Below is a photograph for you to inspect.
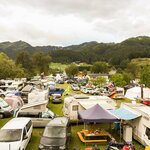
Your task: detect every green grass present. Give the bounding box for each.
[49,63,68,71]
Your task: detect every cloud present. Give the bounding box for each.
[0,0,150,46]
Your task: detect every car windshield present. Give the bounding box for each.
[43,127,66,138]
[0,129,22,142]
[42,110,55,118]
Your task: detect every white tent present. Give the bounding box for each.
[125,87,150,100]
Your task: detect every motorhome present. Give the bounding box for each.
[121,102,150,146]
[63,94,116,121]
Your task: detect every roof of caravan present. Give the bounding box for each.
[64,94,116,109]
[79,101,115,110]
[122,103,150,117]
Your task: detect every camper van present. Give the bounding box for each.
[121,103,150,146]
[63,94,116,122]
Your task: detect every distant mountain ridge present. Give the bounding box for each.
[1,36,150,67]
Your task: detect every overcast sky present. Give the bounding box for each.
[0,0,150,46]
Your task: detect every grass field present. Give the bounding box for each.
[0,83,145,150]
[49,63,68,71]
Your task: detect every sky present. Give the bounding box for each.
[0,0,150,46]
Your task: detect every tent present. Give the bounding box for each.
[125,87,150,100]
[78,104,119,123]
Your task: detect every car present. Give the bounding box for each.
[15,109,55,127]
[52,93,62,103]
[39,116,71,150]
[0,89,6,97]
[0,117,33,150]
[0,98,13,113]
[82,87,93,94]
[0,109,12,119]
[71,84,80,91]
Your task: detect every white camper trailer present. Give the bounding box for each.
[63,94,116,121]
[121,103,150,146]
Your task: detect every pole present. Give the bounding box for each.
[120,121,122,142]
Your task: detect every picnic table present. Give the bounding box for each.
[77,129,111,143]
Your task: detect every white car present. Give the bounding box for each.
[0,117,33,150]
[71,84,80,91]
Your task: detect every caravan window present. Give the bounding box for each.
[146,127,150,139]
[72,105,78,111]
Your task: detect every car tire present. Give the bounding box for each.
[0,114,4,119]
[1,94,5,97]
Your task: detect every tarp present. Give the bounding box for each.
[78,104,119,123]
[109,108,141,120]
[125,87,150,100]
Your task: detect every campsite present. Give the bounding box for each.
[0,75,148,150]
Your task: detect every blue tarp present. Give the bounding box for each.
[109,108,141,120]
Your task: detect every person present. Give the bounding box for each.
[105,138,117,150]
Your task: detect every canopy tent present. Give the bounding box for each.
[78,104,119,123]
[109,108,141,120]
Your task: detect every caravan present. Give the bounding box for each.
[63,94,116,122]
[121,103,150,146]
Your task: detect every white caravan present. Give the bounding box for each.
[121,102,150,146]
[63,94,116,121]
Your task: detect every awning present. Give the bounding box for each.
[79,101,115,110]
[109,108,141,120]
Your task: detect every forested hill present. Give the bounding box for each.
[1,36,150,67]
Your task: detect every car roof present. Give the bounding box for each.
[47,117,69,127]
[2,117,31,129]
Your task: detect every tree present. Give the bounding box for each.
[123,72,133,85]
[111,73,126,87]
[65,64,78,78]
[91,61,109,73]
[0,53,25,79]
[140,66,150,87]
[126,63,140,78]
[95,76,107,87]
[33,52,51,75]
[16,51,34,76]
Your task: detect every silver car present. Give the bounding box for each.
[15,109,55,127]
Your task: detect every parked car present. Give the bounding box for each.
[49,87,65,96]
[71,84,80,91]
[52,93,62,103]
[82,87,93,94]
[39,116,71,150]
[0,109,12,119]
[0,98,13,113]
[0,117,33,150]
[15,109,55,127]
[0,89,6,97]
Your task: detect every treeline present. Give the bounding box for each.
[1,36,150,69]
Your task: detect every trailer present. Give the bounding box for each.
[121,102,150,146]
[63,94,116,122]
